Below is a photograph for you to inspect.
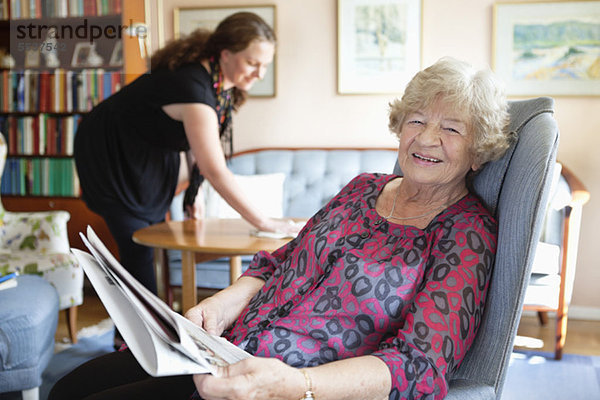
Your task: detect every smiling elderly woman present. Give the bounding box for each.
[49,57,512,400]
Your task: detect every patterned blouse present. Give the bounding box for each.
[224,173,497,399]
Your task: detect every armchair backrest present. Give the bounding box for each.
[394,97,559,399]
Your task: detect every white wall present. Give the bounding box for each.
[151,0,600,313]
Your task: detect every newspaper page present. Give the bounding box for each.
[72,226,251,377]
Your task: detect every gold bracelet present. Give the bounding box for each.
[299,369,315,400]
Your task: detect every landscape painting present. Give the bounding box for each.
[494,1,600,96]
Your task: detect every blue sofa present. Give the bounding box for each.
[165,148,398,293]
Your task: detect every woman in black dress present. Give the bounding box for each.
[74,12,298,294]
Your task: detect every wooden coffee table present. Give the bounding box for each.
[133,218,297,313]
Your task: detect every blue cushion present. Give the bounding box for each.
[0,275,59,392]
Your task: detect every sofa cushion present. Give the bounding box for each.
[203,173,285,218]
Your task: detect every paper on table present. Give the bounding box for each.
[249,230,298,239]
[249,221,305,239]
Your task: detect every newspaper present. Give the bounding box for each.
[72,226,251,377]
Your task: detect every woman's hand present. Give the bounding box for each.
[185,296,230,336]
[193,357,305,400]
[185,188,205,220]
[185,276,265,336]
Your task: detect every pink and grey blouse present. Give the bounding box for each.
[224,173,497,399]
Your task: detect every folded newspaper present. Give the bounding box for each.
[72,226,251,377]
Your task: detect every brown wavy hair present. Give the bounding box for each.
[150,12,276,109]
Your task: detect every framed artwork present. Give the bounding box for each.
[174,5,277,97]
[337,0,422,95]
[494,1,600,97]
[71,43,94,67]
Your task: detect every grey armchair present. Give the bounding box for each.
[395,97,559,399]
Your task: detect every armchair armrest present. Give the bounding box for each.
[560,164,590,207]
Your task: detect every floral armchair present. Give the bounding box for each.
[0,133,83,343]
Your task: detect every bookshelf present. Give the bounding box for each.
[0,0,148,256]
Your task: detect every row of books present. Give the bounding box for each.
[0,69,122,113]
[1,157,80,196]
[2,0,122,19]
[1,114,81,155]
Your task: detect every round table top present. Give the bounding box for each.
[132,218,297,255]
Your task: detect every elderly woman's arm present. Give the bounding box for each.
[185,182,342,333]
[194,355,391,400]
[185,215,319,334]
[185,276,265,335]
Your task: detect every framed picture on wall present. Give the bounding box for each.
[494,1,600,97]
[337,0,422,95]
[174,5,277,97]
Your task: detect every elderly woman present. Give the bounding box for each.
[49,57,511,400]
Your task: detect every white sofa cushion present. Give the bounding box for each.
[203,173,285,219]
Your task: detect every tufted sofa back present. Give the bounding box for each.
[226,148,398,217]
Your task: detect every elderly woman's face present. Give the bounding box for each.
[397,98,478,191]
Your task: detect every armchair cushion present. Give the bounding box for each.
[0,252,82,309]
[530,242,560,275]
[0,210,83,310]
[0,210,71,254]
[0,275,59,393]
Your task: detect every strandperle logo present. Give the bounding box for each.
[13,18,147,44]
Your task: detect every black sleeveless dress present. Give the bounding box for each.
[74,64,217,221]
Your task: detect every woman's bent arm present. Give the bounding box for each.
[194,355,391,400]
[185,276,265,335]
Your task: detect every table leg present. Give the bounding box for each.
[229,256,242,285]
[153,248,166,301]
[181,250,197,314]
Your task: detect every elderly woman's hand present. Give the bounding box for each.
[185,276,266,336]
[185,296,229,336]
[193,357,304,400]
